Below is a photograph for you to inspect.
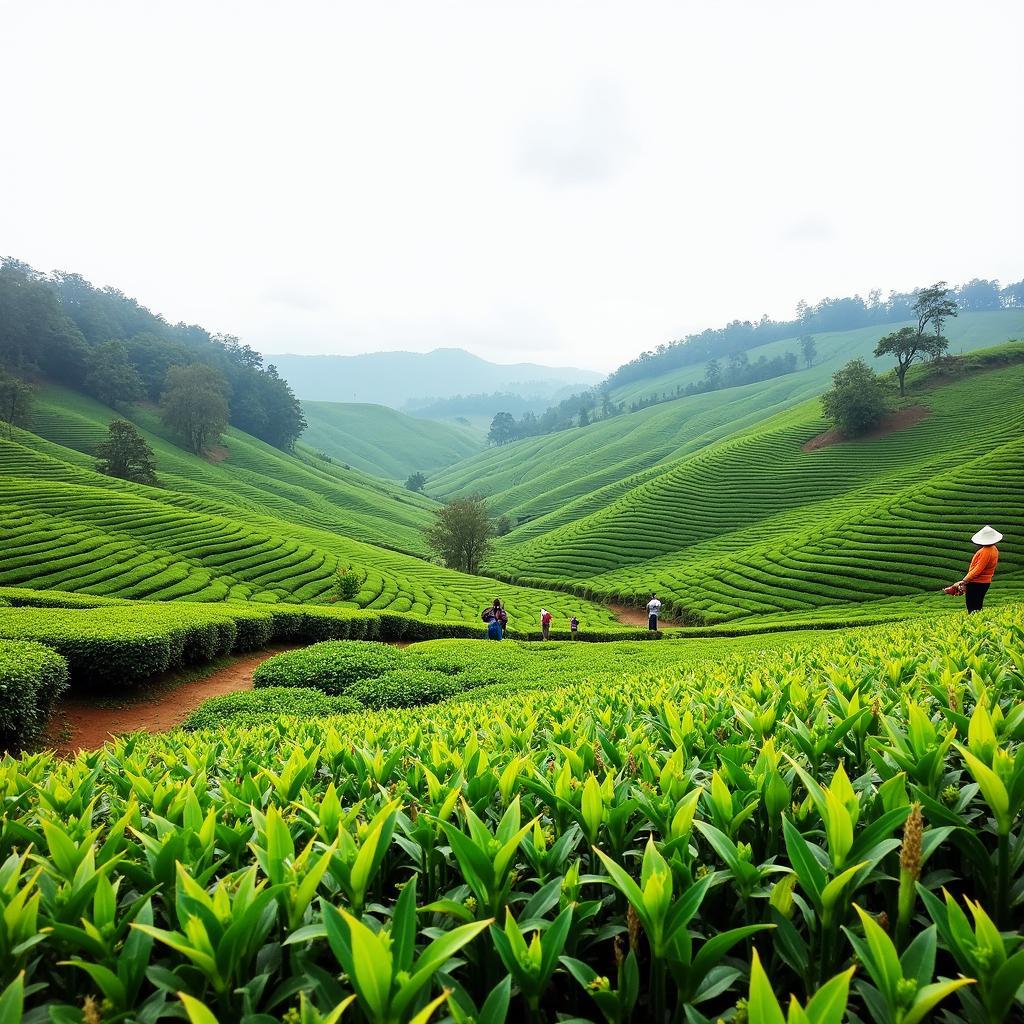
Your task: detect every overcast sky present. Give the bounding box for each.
[2,1,1021,372]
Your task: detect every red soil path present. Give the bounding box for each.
[47,645,298,755]
[47,639,417,754]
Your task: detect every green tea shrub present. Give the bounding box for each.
[347,668,459,709]
[0,639,69,750]
[253,640,403,695]
[182,686,359,730]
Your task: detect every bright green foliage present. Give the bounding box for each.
[254,641,404,694]
[2,606,1023,1020]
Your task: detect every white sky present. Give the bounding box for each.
[1,1,1021,373]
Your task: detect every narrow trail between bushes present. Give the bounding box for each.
[47,639,415,754]
[606,603,653,628]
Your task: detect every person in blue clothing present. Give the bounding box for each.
[483,598,507,640]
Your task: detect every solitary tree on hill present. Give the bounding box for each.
[874,326,948,396]
[488,411,516,446]
[0,371,33,438]
[161,363,229,454]
[94,419,158,485]
[914,281,958,340]
[704,358,722,389]
[821,359,890,436]
[800,334,817,369]
[405,471,427,492]
[423,495,493,574]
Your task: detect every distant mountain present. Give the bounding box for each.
[267,348,602,406]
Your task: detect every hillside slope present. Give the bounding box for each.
[486,357,1024,621]
[1,387,618,626]
[431,309,1024,533]
[300,401,483,479]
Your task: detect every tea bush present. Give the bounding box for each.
[0,639,69,750]
[182,686,360,730]
[253,640,404,694]
[5,605,1023,1021]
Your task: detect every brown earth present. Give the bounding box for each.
[606,602,655,628]
[205,444,230,463]
[46,638,419,754]
[802,405,930,452]
[46,645,300,755]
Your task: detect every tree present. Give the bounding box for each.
[600,390,612,418]
[913,281,958,341]
[487,411,516,446]
[0,371,33,437]
[161,363,229,454]
[799,334,817,369]
[821,359,890,436]
[332,565,361,601]
[84,341,145,408]
[494,514,513,537]
[704,358,722,389]
[578,407,590,427]
[423,495,493,574]
[873,325,948,396]
[405,472,427,492]
[94,418,157,485]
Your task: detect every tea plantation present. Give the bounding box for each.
[484,353,1024,622]
[3,606,1024,1021]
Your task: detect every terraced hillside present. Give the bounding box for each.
[430,310,1024,531]
[487,355,1024,621]
[0,387,619,626]
[300,400,483,479]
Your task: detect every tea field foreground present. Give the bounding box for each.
[3,605,1023,1022]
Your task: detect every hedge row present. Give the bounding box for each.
[0,639,69,751]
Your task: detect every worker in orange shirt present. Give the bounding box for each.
[947,525,1001,613]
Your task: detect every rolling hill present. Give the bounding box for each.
[300,401,483,479]
[430,309,1024,534]
[484,347,1024,621]
[0,385,619,627]
[268,347,601,405]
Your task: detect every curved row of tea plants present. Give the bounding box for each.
[488,362,1024,621]
[3,606,1023,1022]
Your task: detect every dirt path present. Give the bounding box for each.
[47,638,419,754]
[606,602,654,628]
[47,645,300,755]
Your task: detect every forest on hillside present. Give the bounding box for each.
[606,276,1024,388]
[0,259,305,451]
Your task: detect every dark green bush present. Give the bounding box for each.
[182,686,360,730]
[253,640,403,695]
[0,639,70,751]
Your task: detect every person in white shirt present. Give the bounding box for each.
[646,595,662,631]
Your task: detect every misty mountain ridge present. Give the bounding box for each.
[267,347,602,407]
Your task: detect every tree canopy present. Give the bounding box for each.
[161,364,230,455]
[423,495,494,574]
[821,359,890,436]
[874,326,949,396]
[94,419,158,485]
[0,258,306,451]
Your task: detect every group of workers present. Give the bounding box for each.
[480,525,1003,641]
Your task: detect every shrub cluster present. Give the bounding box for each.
[181,686,359,730]
[253,641,403,695]
[0,639,69,751]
